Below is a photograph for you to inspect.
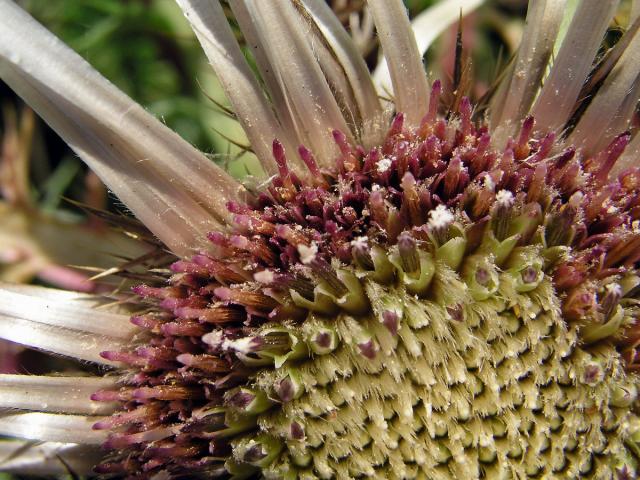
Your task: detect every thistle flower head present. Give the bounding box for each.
[1,0,640,479]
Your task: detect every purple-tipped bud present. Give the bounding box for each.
[207,231,229,247]
[243,444,268,463]
[308,327,338,355]
[475,268,490,286]
[272,140,289,177]
[229,234,249,250]
[332,129,351,155]
[521,266,538,284]
[315,332,331,348]
[226,390,255,409]
[91,389,127,402]
[277,378,295,403]
[583,362,604,385]
[130,315,160,330]
[275,372,303,403]
[447,305,464,322]
[397,232,419,274]
[421,80,442,128]
[132,284,182,300]
[298,145,323,180]
[388,113,404,137]
[290,421,305,440]
[100,350,143,367]
[597,132,631,184]
[234,435,283,467]
[382,310,400,335]
[516,116,535,157]
[357,339,378,360]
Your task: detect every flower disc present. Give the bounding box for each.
[97,104,640,479]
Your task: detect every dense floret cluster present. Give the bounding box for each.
[95,87,640,478]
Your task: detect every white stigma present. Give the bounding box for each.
[428,205,454,230]
[350,236,368,249]
[223,337,255,354]
[201,330,223,348]
[377,157,393,173]
[253,270,275,283]
[297,242,318,265]
[495,189,514,207]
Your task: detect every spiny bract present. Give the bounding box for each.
[93,86,640,479]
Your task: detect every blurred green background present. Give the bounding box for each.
[16,0,254,182]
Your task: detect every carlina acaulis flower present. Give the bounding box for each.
[1,0,640,479]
